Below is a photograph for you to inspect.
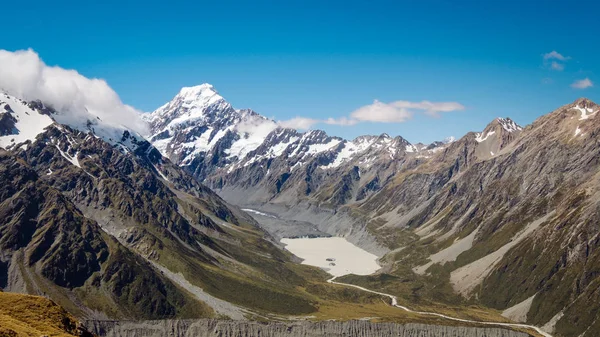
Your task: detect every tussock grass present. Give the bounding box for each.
[0,292,89,337]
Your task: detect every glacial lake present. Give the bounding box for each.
[280,237,381,277]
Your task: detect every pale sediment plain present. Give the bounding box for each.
[281,236,552,337]
[280,237,381,277]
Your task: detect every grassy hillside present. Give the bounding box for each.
[0,291,94,337]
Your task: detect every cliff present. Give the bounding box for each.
[86,319,532,337]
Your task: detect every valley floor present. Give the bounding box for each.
[327,277,551,337]
[279,236,549,337]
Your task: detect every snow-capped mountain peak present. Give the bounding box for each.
[147,83,234,134]
[476,117,523,143]
[173,84,228,112]
[496,117,522,133]
[0,91,146,153]
[0,93,54,150]
[443,136,456,144]
[145,84,470,182]
[178,83,220,100]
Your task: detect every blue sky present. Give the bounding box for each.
[1,0,598,143]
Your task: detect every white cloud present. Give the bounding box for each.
[543,51,570,61]
[550,61,564,71]
[0,49,148,135]
[350,100,413,123]
[277,116,360,131]
[277,99,464,131]
[236,117,277,134]
[571,78,593,89]
[278,117,320,130]
[324,117,358,126]
[543,51,570,71]
[351,100,465,121]
[396,100,465,117]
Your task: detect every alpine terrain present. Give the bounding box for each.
[0,87,538,337]
[1,81,598,337]
[143,84,600,337]
[0,91,345,322]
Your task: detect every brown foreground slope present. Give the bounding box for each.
[0,291,94,337]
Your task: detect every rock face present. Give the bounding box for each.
[86,319,531,337]
[0,149,202,320]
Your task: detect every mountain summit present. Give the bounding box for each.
[145,84,232,131]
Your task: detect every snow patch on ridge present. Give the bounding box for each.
[270,136,299,157]
[227,118,278,159]
[0,95,53,149]
[55,146,81,168]
[180,127,230,164]
[0,92,146,154]
[405,144,417,153]
[475,130,495,143]
[574,105,598,120]
[324,138,377,169]
[497,117,522,132]
[242,208,277,219]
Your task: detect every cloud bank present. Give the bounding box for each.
[0,49,147,135]
[278,99,464,130]
[543,50,570,71]
[543,51,570,61]
[278,117,320,130]
[550,61,564,71]
[571,78,593,89]
[350,100,412,123]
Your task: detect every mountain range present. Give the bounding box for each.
[1,83,600,337]
[0,91,325,321]
[144,85,600,337]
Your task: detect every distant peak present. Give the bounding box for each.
[304,129,328,139]
[573,97,597,108]
[178,83,219,98]
[495,117,522,132]
[574,97,591,104]
[481,117,522,133]
[166,83,227,109]
[443,136,456,144]
[392,135,410,143]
